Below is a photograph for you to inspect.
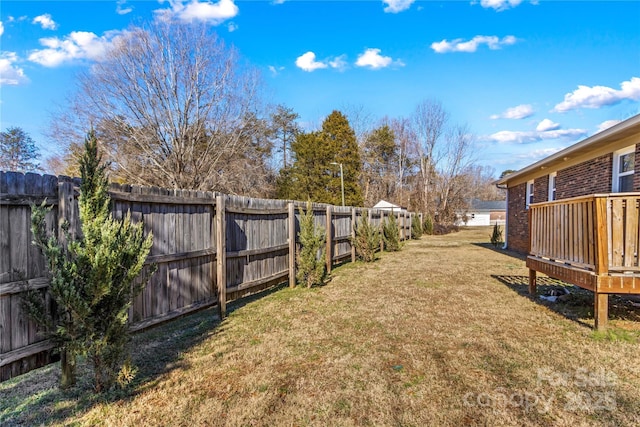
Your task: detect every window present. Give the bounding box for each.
[548,172,557,201]
[526,180,534,209]
[613,147,635,192]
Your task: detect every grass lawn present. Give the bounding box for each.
[2,226,639,426]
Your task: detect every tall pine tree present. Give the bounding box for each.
[0,127,40,172]
[278,110,363,206]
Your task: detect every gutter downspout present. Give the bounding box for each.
[497,183,508,249]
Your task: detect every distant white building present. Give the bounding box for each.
[458,199,506,226]
[373,200,406,213]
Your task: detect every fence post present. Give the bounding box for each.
[57,179,77,247]
[288,202,296,288]
[351,208,356,262]
[216,195,227,318]
[326,205,332,274]
[408,213,412,240]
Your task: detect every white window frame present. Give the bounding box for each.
[612,146,635,193]
[548,172,557,201]
[526,180,534,209]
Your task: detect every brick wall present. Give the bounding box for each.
[507,183,528,253]
[533,175,549,203]
[507,145,640,254]
[555,154,613,200]
[634,144,640,190]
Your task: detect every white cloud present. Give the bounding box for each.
[156,0,239,25]
[356,48,391,69]
[32,14,57,30]
[478,0,523,12]
[329,55,348,71]
[597,120,622,133]
[0,21,4,37]
[536,118,560,132]
[490,104,534,120]
[488,128,586,144]
[0,52,28,85]
[295,51,327,72]
[268,65,284,76]
[28,30,125,67]
[227,22,238,32]
[516,147,564,162]
[272,0,286,4]
[355,48,403,70]
[553,77,640,113]
[116,0,133,15]
[431,35,517,53]
[383,0,415,13]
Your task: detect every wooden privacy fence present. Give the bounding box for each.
[0,171,415,381]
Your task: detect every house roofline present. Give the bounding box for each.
[495,114,640,186]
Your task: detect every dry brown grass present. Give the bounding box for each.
[2,227,639,426]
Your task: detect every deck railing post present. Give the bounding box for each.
[593,196,610,329]
[594,197,609,275]
[594,293,608,330]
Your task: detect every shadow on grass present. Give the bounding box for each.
[0,282,289,426]
[493,275,640,328]
[472,242,527,262]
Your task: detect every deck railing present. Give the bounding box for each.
[529,193,640,274]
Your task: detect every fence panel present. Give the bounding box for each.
[0,172,59,380]
[1,172,420,381]
[109,185,218,330]
[225,195,289,301]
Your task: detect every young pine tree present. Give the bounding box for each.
[411,215,423,239]
[490,222,504,248]
[296,202,326,288]
[423,214,434,235]
[351,212,380,262]
[25,130,154,392]
[383,212,401,252]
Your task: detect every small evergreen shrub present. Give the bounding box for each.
[383,213,401,252]
[351,211,380,262]
[490,222,504,248]
[24,130,154,392]
[423,214,434,235]
[411,215,423,239]
[296,202,326,288]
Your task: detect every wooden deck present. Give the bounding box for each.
[527,193,640,329]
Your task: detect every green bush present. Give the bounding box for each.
[383,212,401,252]
[24,130,154,392]
[490,222,504,248]
[411,215,423,239]
[296,202,327,288]
[423,214,434,235]
[351,211,380,262]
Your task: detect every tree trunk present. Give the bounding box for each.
[60,347,76,389]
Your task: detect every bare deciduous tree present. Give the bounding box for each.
[412,99,449,214]
[435,124,475,222]
[50,21,266,193]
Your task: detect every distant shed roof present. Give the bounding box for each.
[373,200,404,210]
[469,199,506,211]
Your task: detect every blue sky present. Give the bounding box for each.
[1,0,639,176]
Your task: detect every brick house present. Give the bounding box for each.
[495,114,640,254]
[495,114,640,329]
